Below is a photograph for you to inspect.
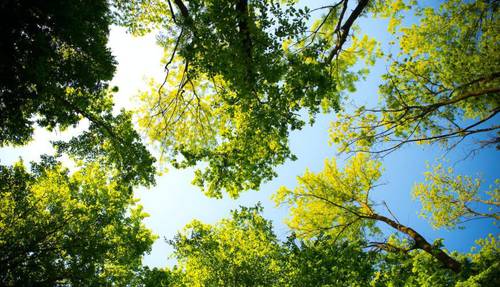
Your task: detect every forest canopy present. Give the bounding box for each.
[0,0,498,286]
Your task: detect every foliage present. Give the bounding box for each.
[114,0,380,197]
[371,234,500,287]
[130,266,176,287]
[0,0,115,146]
[168,205,499,286]
[0,0,156,186]
[170,205,383,287]
[275,153,462,273]
[128,0,499,284]
[170,204,283,286]
[413,163,499,229]
[2,0,499,285]
[54,107,157,187]
[283,235,378,287]
[456,234,500,287]
[330,0,500,155]
[0,0,158,284]
[371,247,459,287]
[0,158,156,286]
[274,153,381,240]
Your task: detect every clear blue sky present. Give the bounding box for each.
[0,0,498,269]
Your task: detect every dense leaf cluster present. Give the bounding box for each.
[165,205,500,287]
[0,0,115,145]
[0,159,155,285]
[122,0,375,197]
[331,0,500,154]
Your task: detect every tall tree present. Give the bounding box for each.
[166,204,499,286]
[274,153,463,273]
[114,0,380,197]
[0,0,115,145]
[0,158,156,286]
[0,0,156,186]
[282,234,378,286]
[169,204,383,286]
[371,234,500,287]
[413,163,499,229]
[130,266,176,287]
[170,205,284,286]
[330,0,500,155]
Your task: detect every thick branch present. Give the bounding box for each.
[58,97,120,144]
[366,86,500,113]
[367,241,413,253]
[370,213,462,273]
[173,0,189,19]
[327,0,370,63]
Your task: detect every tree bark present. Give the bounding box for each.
[370,213,462,273]
[327,0,370,63]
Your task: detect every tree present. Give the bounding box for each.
[113,0,381,197]
[370,234,500,287]
[413,163,499,229]
[0,0,115,145]
[130,266,176,287]
[3,0,498,285]
[274,153,462,273]
[282,234,378,286]
[330,0,500,155]
[166,204,498,286]
[0,0,157,186]
[272,0,500,283]
[129,1,498,285]
[169,204,385,286]
[456,234,500,287]
[53,107,157,187]
[169,204,284,286]
[274,150,500,285]
[0,158,156,286]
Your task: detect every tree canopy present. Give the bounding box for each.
[115,0,382,197]
[170,205,283,286]
[1,0,498,286]
[0,0,156,186]
[330,0,500,155]
[0,0,157,284]
[0,0,115,145]
[168,205,380,286]
[275,153,465,272]
[413,163,499,229]
[165,205,500,286]
[0,158,156,285]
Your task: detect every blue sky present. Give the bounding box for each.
[0,0,498,269]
